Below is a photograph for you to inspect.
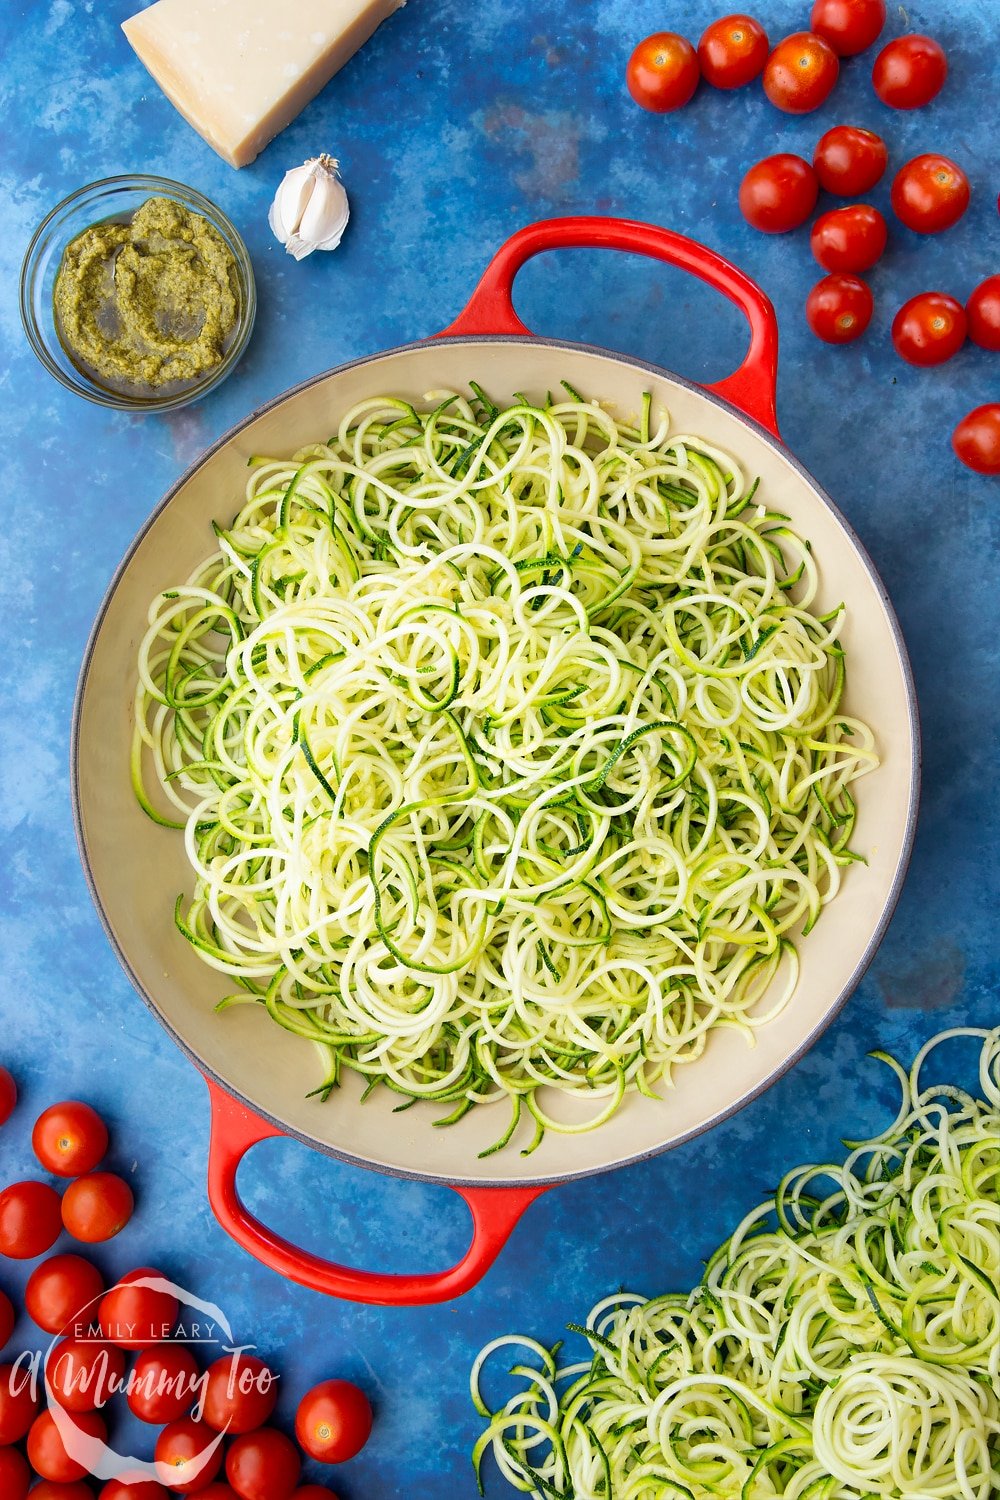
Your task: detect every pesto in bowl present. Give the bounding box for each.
[21,175,255,412]
[53,196,240,397]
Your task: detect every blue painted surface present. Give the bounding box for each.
[0,0,997,1494]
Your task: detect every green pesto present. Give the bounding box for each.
[53,196,239,392]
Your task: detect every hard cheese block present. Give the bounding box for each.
[122,0,405,168]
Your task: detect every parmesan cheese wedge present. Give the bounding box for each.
[122,0,405,169]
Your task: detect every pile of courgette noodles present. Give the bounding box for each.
[133,383,877,1153]
[472,1027,1000,1499]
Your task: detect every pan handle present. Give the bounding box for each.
[203,1077,549,1305]
[436,216,780,437]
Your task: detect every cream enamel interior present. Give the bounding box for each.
[73,338,918,1186]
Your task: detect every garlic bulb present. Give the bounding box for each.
[268,155,350,261]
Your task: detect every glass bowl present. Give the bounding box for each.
[20,175,256,412]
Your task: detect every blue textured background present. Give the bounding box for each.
[1,0,997,1494]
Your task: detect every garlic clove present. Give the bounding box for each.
[273,173,313,241]
[269,154,350,260]
[300,183,347,246]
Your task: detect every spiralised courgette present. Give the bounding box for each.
[472,1027,1000,1498]
[133,386,877,1151]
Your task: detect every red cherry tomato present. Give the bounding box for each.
[739,154,818,233]
[0,1069,15,1127]
[891,154,969,234]
[226,1429,301,1500]
[0,1181,62,1259]
[61,1172,133,1244]
[806,274,873,344]
[30,1484,96,1500]
[967,276,1000,351]
[201,1353,278,1434]
[813,124,887,194]
[32,1102,109,1179]
[46,1335,127,1411]
[810,0,885,56]
[26,1254,105,1336]
[626,32,699,112]
[810,204,887,272]
[191,1488,240,1498]
[128,1344,201,1424]
[763,32,839,113]
[872,34,947,108]
[0,1446,30,1500]
[697,14,769,89]
[155,1416,224,1495]
[27,1407,107,1483]
[100,1480,171,1499]
[292,1491,340,1500]
[892,292,966,366]
[294,1380,373,1464]
[953,405,1000,474]
[0,1290,14,1349]
[0,1360,41,1442]
[99,1268,178,1351]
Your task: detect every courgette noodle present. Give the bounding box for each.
[471,1027,1000,1498]
[133,385,878,1151]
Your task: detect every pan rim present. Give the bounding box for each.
[70,332,921,1189]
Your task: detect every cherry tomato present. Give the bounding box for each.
[295,1380,372,1464]
[891,154,969,234]
[739,154,818,233]
[99,1269,178,1351]
[626,33,699,112]
[128,1344,201,1424]
[0,1360,40,1442]
[892,292,966,366]
[872,34,947,108]
[155,1417,224,1495]
[191,1488,240,1498]
[763,32,839,114]
[292,1491,340,1500]
[810,204,887,273]
[100,1480,170,1499]
[0,1446,30,1500]
[26,1254,105,1336]
[967,277,1000,351]
[953,405,1000,475]
[32,1102,109,1179]
[201,1353,278,1434]
[0,1069,15,1127]
[30,1484,96,1500]
[813,124,887,194]
[0,1290,14,1349]
[0,1181,62,1260]
[27,1407,107,1482]
[697,14,768,89]
[61,1172,133,1244]
[810,0,885,56]
[806,274,873,344]
[46,1335,127,1412]
[226,1429,301,1500]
